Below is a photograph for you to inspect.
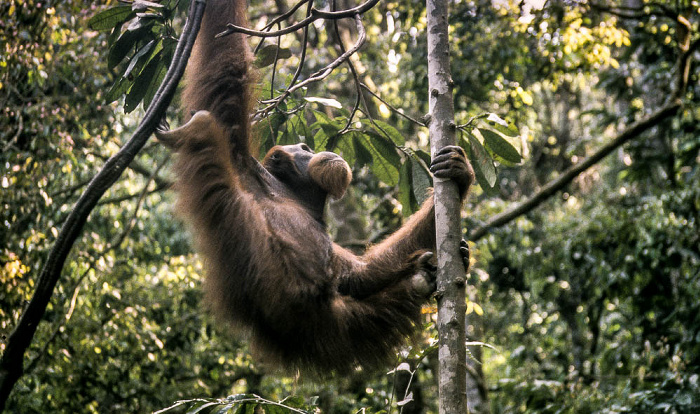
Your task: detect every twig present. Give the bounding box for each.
[283,0,315,99]
[257,14,366,115]
[360,83,427,127]
[110,154,170,248]
[331,0,367,134]
[216,0,380,39]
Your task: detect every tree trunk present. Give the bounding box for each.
[425,0,468,413]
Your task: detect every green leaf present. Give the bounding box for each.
[255,112,287,156]
[304,96,342,109]
[143,39,175,108]
[104,76,132,104]
[141,58,168,109]
[88,6,135,31]
[353,134,373,167]
[369,119,406,145]
[108,26,151,69]
[465,132,497,188]
[414,149,432,168]
[278,395,306,409]
[126,14,157,32]
[484,113,519,137]
[311,111,343,151]
[107,22,154,70]
[212,404,234,414]
[398,160,414,216]
[367,131,401,166]
[362,132,400,186]
[133,0,165,11]
[254,44,293,68]
[410,155,432,205]
[124,50,162,113]
[335,132,356,167]
[478,128,522,164]
[186,401,221,414]
[288,111,313,149]
[123,39,156,79]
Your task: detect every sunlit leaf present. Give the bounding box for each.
[485,113,519,137]
[88,5,135,31]
[304,96,342,109]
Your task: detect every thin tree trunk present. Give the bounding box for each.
[426,0,468,412]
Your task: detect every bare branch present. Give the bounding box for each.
[468,99,681,242]
[332,0,365,135]
[360,84,427,127]
[217,0,380,38]
[257,14,366,116]
[283,0,315,100]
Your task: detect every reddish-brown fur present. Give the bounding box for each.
[157,0,474,374]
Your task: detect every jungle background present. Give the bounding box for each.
[1,0,699,412]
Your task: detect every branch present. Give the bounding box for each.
[0,1,206,410]
[468,99,681,242]
[110,156,169,249]
[257,14,366,115]
[216,0,379,38]
[468,6,698,243]
[360,83,427,127]
[332,0,366,135]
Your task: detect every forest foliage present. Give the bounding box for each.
[1,0,699,413]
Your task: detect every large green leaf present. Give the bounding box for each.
[107,25,151,69]
[143,38,175,109]
[123,38,156,79]
[352,134,374,167]
[478,127,522,164]
[88,5,135,31]
[464,132,497,189]
[484,113,519,137]
[411,154,432,205]
[311,110,343,151]
[104,76,131,104]
[255,112,287,156]
[354,132,400,186]
[369,119,406,145]
[124,50,163,113]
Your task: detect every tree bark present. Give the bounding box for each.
[0,2,206,411]
[426,0,468,413]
